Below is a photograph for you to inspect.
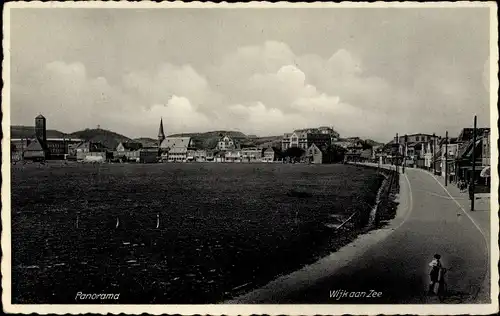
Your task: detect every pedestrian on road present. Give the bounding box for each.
[428,254,442,295]
[468,180,478,201]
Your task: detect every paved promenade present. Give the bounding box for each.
[229,164,491,304]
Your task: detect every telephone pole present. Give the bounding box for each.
[471,115,477,211]
[402,134,407,174]
[432,133,436,174]
[445,131,448,186]
[395,133,399,173]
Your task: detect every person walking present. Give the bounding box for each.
[428,254,442,295]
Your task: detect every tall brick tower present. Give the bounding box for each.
[35,114,47,143]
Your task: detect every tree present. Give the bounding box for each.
[271,146,283,160]
[324,145,346,163]
[361,140,373,150]
[284,147,305,162]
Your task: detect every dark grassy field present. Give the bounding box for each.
[11,162,383,304]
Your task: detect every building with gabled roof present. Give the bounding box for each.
[116,141,143,152]
[216,134,237,151]
[23,137,48,161]
[282,131,331,151]
[12,114,83,161]
[160,136,194,162]
[160,137,192,150]
[306,143,325,164]
[262,147,276,162]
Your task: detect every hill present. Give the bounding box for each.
[11,125,66,139]
[133,137,158,148]
[168,131,248,150]
[252,136,282,148]
[364,139,384,147]
[169,130,247,139]
[69,128,131,149]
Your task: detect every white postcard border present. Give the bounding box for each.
[2,1,498,315]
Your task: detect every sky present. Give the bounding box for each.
[8,7,492,141]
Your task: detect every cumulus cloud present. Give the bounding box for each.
[10,38,489,141]
[482,57,490,92]
[9,9,491,142]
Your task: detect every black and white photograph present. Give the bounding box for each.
[1,1,498,315]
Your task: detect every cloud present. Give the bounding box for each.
[12,61,124,131]
[123,64,219,110]
[482,57,490,92]
[10,38,489,141]
[10,44,399,140]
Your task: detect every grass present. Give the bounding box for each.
[11,162,383,304]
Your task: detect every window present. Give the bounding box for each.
[416,136,419,141]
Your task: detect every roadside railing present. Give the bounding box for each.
[332,165,399,232]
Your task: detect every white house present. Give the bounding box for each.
[241,147,262,162]
[225,149,242,162]
[217,135,236,151]
[194,149,207,162]
[262,148,275,162]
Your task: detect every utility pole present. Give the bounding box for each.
[402,134,407,174]
[445,131,448,186]
[21,136,24,162]
[395,133,399,173]
[471,115,477,211]
[433,133,436,174]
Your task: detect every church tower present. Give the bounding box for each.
[35,114,47,143]
[158,118,165,147]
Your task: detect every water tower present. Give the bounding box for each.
[35,114,47,143]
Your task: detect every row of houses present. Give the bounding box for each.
[11,116,372,165]
[280,127,377,164]
[281,126,339,150]
[114,139,278,163]
[374,129,491,188]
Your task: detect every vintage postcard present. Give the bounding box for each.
[2,1,498,315]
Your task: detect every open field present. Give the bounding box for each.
[11,162,384,304]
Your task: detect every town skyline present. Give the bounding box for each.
[10,111,485,145]
[9,7,491,141]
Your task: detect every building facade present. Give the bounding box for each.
[455,127,490,185]
[217,135,236,151]
[160,137,194,162]
[116,141,143,152]
[194,150,207,162]
[482,129,491,167]
[225,149,242,162]
[75,141,108,161]
[439,142,460,180]
[262,148,275,162]
[241,147,262,162]
[395,133,436,144]
[307,143,324,164]
[282,132,331,151]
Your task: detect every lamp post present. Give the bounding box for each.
[402,134,407,174]
[395,133,399,173]
[471,115,477,211]
[445,131,448,186]
[433,133,436,175]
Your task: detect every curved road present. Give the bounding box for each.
[234,166,490,304]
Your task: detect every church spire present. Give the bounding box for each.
[158,118,165,143]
